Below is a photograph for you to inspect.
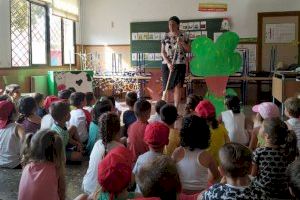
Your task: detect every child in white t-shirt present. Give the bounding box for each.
[221,95,249,145]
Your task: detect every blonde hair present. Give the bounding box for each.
[21,129,66,200]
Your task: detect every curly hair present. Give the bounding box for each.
[99,112,120,154]
[180,115,210,151]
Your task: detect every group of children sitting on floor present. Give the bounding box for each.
[0,83,300,200]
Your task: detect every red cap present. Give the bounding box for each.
[144,122,169,149]
[195,100,216,118]
[44,96,61,110]
[0,100,14,129]
[98,147,133,195]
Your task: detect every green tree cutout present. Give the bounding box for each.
[190,32,242,116]
[190,31,242,77]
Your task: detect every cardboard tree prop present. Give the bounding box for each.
[190,32,241,115]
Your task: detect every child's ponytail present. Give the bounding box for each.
[21,133,34,166]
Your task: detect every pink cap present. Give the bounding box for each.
[252,102,280,119]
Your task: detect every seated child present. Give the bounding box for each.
[82,112,124,195]
[133,122,170,192]
[40,96,61,129]
[17,96,41,134]
[184,94,202,116]
[202,143,268,200]
[33,93,47,118]
[3,84,21,105]
[136,155,182,200]
[50,101,83,162]
[0,100,24,168]
[69,92,90,143]
[84,92,96,114]
[121,91,137,137]
[284,97,300,150]
[160,104,180,156]
[127,99,151,162]
[68,87,76,93]
[18,129,66,200]
[58,89,72,101]
[287,159,300,199]
[195,100,230,164]
[221,95,249,145]
[86,99,112,154]
[148,100,166,123]
[173,115,220,194]
[251,118,297,199]
[94,146,140,199]
[248,102,280,150]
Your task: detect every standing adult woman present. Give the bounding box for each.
[161,16,190,108]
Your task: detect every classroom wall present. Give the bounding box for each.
[80,0,300,45]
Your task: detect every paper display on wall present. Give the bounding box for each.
[265,23,296,43]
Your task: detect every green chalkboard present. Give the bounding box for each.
[130,18,227,68]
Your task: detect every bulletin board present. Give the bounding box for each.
[257,11,300,72]
[130,18,227,68]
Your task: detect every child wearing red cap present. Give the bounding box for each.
[195,100,229,165]
[172,115,220,194]
[133,122,170,192]
[127,99,151,162]
[0,100,25,168]
[95,146,140,200]
[83,112,125,195]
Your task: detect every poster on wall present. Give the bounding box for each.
[198,3,227,12]
[265,23,296,43]
[53,71,93,93]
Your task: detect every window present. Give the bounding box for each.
[10,0,75,67]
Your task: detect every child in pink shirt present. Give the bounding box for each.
[18,129,66,200]
[127,99,151,162]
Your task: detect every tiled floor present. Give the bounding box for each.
[0,161,89,200]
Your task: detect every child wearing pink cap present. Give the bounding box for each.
[133,121,170,192]
[0,100,25,168]
[195,100,230,165]
[173,115,220,194]
[248,102,280,150]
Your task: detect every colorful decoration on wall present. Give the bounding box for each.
[190,31,242,116]
[198,3,228,12]
[48,71,93,95]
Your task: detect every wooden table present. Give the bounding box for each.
[272,72,300,115]
[185,75,273,104]
[93,75,151,97]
